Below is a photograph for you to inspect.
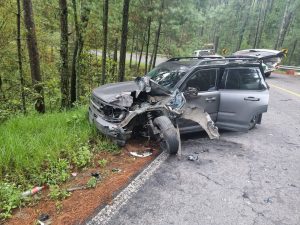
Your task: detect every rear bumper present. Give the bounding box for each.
[88,106,131,146]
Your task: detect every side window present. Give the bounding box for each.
[185,69,218,92]
[221,68,265,90]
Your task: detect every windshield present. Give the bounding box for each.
[146,61,194,90]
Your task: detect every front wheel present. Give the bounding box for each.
[153,116,179,154]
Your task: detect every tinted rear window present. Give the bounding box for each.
[220,67,266,90]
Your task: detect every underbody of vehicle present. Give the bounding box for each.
[89,58,269,154]
[231,49,284,77]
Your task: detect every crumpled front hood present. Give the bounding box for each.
[92,77,171,108]
[92,81,139,105]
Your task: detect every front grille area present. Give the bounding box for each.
[91,95,126,123]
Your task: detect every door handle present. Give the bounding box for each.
[205,97,216,102]
[244,97,260,101]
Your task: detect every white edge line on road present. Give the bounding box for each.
[269,84,300,98]
[86,151,168,225]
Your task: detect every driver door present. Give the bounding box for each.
[178,68,220,133]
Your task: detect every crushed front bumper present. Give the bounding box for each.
[88,105,131,146]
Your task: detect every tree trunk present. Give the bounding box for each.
[129,34,135,68]
[112,38,118,77]
[214,35,219,54]
[253,4,263,48]
[0,75,5,100]
[22,0,45,113]
[70,0,91,105]
[236,7,250,51]
[101,0,109,85]
[118,0,130,82]
[137,34,145,72]
[288,39,297,65]
[145,17,152,74]
[152,0,164,69]
[59,0,69,109]
[257,0,269,48]
[70,0,79,104]
[274,0,292,49]
[17,0,26,114]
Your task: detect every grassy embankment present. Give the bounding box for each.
[0,107,119,220]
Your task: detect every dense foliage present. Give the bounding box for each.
[0,0,299,117]
[0,0,299,220]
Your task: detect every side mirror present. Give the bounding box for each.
[184,87,198,97]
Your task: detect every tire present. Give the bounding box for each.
[249,114,259,130]
[153,116,179,155]
[265,72,271,78]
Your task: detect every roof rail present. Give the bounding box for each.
[167,56,223,61]
[195,57,261,65]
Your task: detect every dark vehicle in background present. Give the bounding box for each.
[89,57,269,154]
[232,49,284,77]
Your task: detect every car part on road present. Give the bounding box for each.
[187,155,199,161]
[37,213,51,225]
[129,151,153,158]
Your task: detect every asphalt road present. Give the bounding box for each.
[89,73,300,225]
[90,50,168,66]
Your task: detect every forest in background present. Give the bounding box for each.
[0,0,299,117]
[0,0,300,220]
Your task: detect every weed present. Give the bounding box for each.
[38,158,70,185]
[95,136,120,154]
[98,159,108,168]
[0,182,22,220]
[55,201,63,213]
[48,185,70,201]
[86,177,97,189]
[72,145,92,168]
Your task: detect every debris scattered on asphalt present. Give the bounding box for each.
[112,168,122,173]
[242,192,249,199]
[130,151,152,158]
[67,185,87,192]
[71,172,78,177]
[200,149,209,153]
[264,197,273,203]
[21,186,45,197]
[187,155,199,161]
[91,172,101,180]
[37,213,51,225]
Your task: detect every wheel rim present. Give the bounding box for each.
[249,115,258,129]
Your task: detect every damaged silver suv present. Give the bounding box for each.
[89,57,269,154]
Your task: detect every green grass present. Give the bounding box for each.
[0,106,120,220]
[0,107,91,183]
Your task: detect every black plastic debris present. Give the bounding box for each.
[91,172,101,180]
[242,192,249,199]
[264,197,273,203]
[37,213,51,225]
[112,168,122,173]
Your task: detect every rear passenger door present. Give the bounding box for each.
[216,67,269,131]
